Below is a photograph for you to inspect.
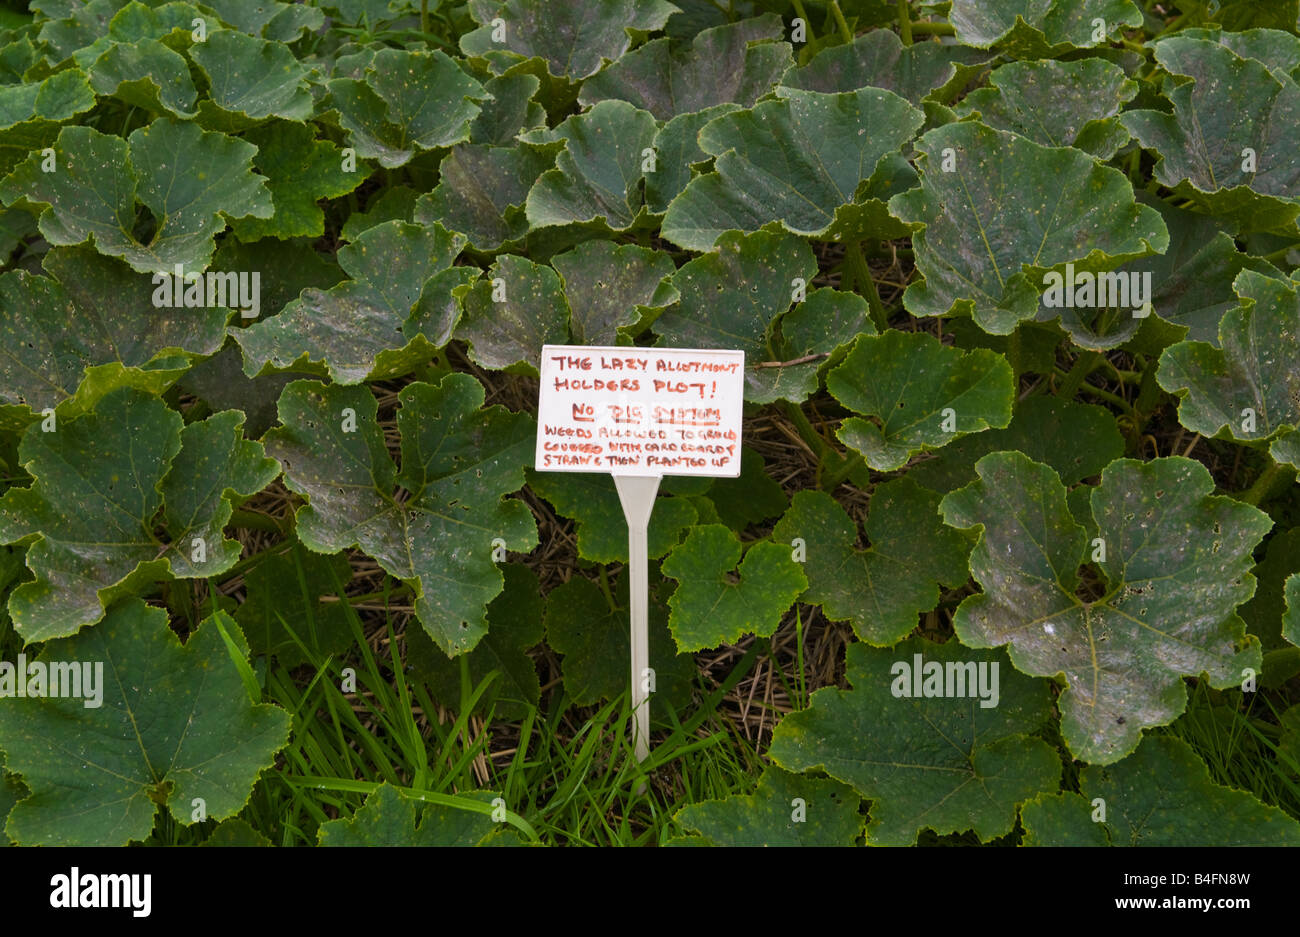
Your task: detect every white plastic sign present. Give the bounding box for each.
[534,344,746,772]
[535,345,745,477]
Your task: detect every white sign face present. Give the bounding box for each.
[535,344,745,477]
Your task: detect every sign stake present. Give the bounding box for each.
[534,344,745,774]
[614,474,661,763]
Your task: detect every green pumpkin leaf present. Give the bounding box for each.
[455,253,569,373]
[940,452,1270,764]
[459,0,678,80]
[653,230,817,398]
[234,221,465,384]
[1019,793,1109,846]
[551,240,678,345]
[578,14,791,120]
[0,245,228,421]
[1241,528,1300,648]
[87,38,197,116]
[1050,195,1283,350]
[907,396,1124,494]
[327,48,488,169]
[660,524,806,652]
[235,542,354,667]
[769,638,1059,845]
[746,288,873,405]
[190,28,312,124]
[956,58,1136,159]
[889,120,1168,335]
[543,569,695,708]
[228,121,363,242]
[772,480,970,645]
[523,100,658,232]
[780,28,991,104]
[415,143,555,251]
[1272,428,1300,471]
[827,330,1015,472]
[0,67,94,129]
[0,390,278,641]
[201,818,271,847]
[0,601,290,846]
[643,103,736,215]
[1156,269,1300,443]
[661,87,923,250]
[526,470,697,563]
[406,563,543,720]
[263,374,537,656]
[947,0,1143,57]
[0,121,272,275]
[675,766,863,846]
[105,0,204,44]
[1022,735,1300,845]
[38,0,118,64]
[205,0,325,37]
[1122,37,1300,231]
[318,782,503,846]
[469,72,546,145]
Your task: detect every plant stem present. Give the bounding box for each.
[596,565,619,612]
[819,450,865,492]
[1056,350,1103,400]
[779,399,825,456]
[909,20,954,35]
[830,1,853,42]
[1239,461,1296,507]
[420,0,428,34]
[794,606,807,709]
[897,0,912,44]
[845,240,889,332]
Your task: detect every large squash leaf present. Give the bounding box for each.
[0,601,290,846]
[1122,36,1300,231]
[263,374,537,655]
[522,100,658,232]
[326,48,489,169]
[888,120,1168,335]
[771,480,970,645]
[660,524,806,652]
[234,220,465,384]
[940,452,1269,764]
[459,0,678,80]
[1156,269,1300,444]
[780,28,991,104]
[0,389,278,641]
[578,14,791,120]
[769,637,1060,845]
[947,0,1142,57]
[674,767,863,846]
[661,87,923,250]
[0,120,272,274]
[827,330,1015,471]
[1021,735,1300,845]
[0,245,228,423]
